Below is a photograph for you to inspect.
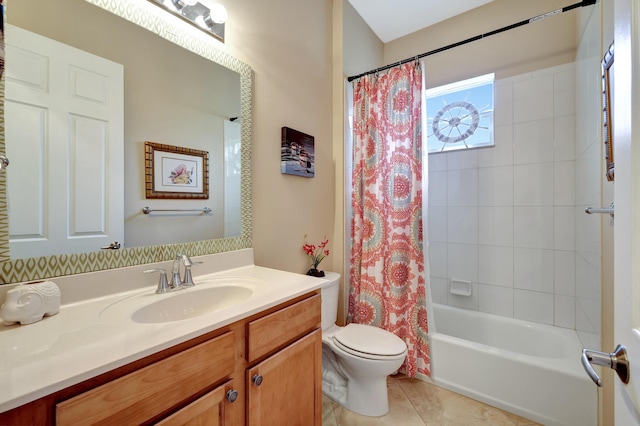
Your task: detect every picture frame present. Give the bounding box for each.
[144,141,209,199]
[602,42,614,181]
[280,127,315,178]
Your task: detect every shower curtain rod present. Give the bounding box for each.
[347,0,596,82]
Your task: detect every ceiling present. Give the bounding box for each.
[348,0,495,43]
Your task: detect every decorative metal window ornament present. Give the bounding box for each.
[426,73,495,153]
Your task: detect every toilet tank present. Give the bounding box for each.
[320,272,340,331]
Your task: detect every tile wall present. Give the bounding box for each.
[428,62,580,328]
[574,7,603,348]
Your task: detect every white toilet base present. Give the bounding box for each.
[322,339,406,417]
[344,375,390,417]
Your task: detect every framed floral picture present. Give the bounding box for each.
[144,141,209,199]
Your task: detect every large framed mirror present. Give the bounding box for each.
[0,0,252,283]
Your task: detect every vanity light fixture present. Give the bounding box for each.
[152,0,227,42]
[170,0,198,11]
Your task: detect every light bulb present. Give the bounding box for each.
[194,15,208,29]
[208,3,228,24]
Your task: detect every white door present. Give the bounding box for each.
[5,25,124,258]
[612,0,640,423]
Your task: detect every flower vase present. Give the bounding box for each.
[306,268,325,277]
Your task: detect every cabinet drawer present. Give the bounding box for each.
[246,294,320,362]
[56,331,235,426]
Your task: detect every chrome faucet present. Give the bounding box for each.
[172,253,198,288]
[144,254,200,294]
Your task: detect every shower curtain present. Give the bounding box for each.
[347,62,430,377]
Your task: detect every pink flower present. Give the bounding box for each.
[303,236,330,269]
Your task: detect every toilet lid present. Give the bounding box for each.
[333,324,407,358]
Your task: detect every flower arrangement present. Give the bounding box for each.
[169,163,193,185]
[303,236,329,277]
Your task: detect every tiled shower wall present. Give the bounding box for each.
[428,62,579,328]
[573,5,602,348]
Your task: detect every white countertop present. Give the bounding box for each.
[0,249,328,413]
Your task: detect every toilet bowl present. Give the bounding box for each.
[320,272,407,417]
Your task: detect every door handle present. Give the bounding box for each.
[581,344,629,387]
[100,241,121,250]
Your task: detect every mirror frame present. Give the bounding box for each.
[602,41,614,181]
[0,0,252,284]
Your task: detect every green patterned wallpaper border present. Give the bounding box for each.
[0,0,252,284]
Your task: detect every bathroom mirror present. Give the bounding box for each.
[0,0,252,283]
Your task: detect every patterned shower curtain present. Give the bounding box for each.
[348,62,430,377]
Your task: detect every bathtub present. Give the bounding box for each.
[430,303,597,426]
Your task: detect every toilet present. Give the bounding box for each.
[320,272,407,417]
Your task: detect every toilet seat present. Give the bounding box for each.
[332,324,407,360]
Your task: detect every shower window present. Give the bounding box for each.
[426,73,495,153]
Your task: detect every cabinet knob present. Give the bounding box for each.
[252,374,263,386]
[226,389,239,403]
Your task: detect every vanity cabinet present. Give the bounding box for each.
[0,291,321,426]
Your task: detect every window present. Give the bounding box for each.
[426,73,494,153]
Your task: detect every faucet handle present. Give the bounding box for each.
[182,254,193,267]
[181,261,202,287]
[144,269,170,294]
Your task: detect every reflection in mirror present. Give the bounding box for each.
[0,0,252,283]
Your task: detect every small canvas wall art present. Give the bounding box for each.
[281,127,315,177]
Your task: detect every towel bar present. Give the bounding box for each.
[142,206,212,215]
[585,203,614,218]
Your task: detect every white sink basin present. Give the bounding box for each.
[100,277,263,324]
[132,286,253,323]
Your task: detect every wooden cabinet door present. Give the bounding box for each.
[156,380,236,426]
[246,329,321,426]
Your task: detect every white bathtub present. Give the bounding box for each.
[430,303,597,426]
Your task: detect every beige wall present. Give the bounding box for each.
[343,0,384,78]
[222,0,335,273]
[384,0,577,88]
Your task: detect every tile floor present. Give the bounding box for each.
[322,374,542,426]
